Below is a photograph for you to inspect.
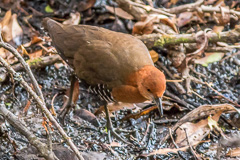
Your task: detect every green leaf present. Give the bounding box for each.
[45,5,54,13]
[195,52,224,67]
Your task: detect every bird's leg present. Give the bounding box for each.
[103,105,130,144]
[59,75,77,124]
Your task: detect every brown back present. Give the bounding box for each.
[43,18,154,88]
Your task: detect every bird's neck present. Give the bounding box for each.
[125,65,155,86]
[111,85,147,103]
[111,65,156,103]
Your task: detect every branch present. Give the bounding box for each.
[12,54,62,71]
[137,27,240,48]
[163,0,204,14]
[0,41,45,104]
[0,47,84,160]
[0,104,55,160]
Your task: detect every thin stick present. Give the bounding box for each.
[205,82,240,107]
[0,48,84,160]
[0,34,45,104]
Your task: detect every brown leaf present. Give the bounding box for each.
[0,48,18,64]
[175,111,222,147]
[63,12,81,25]
[28,49,43,60]
[149,50,159,63]
[133,14,177,35]
[105,6,134,20]
[95,103,136,116]
[132,16,154,35]
[23,35,43,47]
[143,140,205,157]
[213,25,224,33]
[171,104,236,132]
[226,148,240,157]
[23,100,31,113]
[0,10,23,45]
[74,109,99,127]
[194,52,225,67]
[78,0,96,12]
[11,14,23,45]
[177,12,193,27]
[72,80,79,104]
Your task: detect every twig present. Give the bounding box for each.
[157,61,186,94]
[0,104,56,160]
[164,90,195,110]
[0,35,45,104]
[183,128,199,160]
[163,0,204,14]
[169,128,179,149]
[205,82,240,107]
[137,27,240,48]
[12,54,62,72]
[0,47,84,160]
[140,118,151,144]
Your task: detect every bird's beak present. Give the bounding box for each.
[154,97,163,117]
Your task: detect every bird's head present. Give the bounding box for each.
[137,66,166,116]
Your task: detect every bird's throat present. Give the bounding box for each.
[112,85,147,103]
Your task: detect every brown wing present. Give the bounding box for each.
[44,18,153,88]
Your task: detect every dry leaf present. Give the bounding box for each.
[28,49,43,59]
[63,12,81,25]
[213,26,224,33]
[78,0,96,12]
[226,148,240,157]
[0,10,23,45]
[0,48,18,64]
[105,6,134,20]
[194,52,225,67]
[175,111,222,147]
[11,14,23,45]
[23,35,43,47]
[177,12,193,27]
[107,141,123,147]
[133,14,177,35]
[95,103,136,116]
[149,50,159,63]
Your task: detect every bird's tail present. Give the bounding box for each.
[42,18,62,32]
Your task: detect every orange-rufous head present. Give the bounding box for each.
[136,65,166,116]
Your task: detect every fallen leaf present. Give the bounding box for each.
[95,103,136,116]
[63,12,81,25]
[177,12,193,27]
[0,10,23,45]
[28,49,43,59]
[45,5,54,13]
[149,50,159,63]
[213,26,224,33]
[105,6,134,20]
[175,111,222,147]
[194,52,225,67]
[74,109,100,127]
[133,14,177,35]
[11,14,23,45]
[23,100,31,113]
[23,35,43,47]
[226,148,240,157]
[107,141,123,147]
[0,48,18,64]
[78,0,96,12]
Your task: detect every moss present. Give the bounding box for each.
[27,58,42,66]
[154,35,190,47]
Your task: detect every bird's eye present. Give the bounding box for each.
[147,89,151,92]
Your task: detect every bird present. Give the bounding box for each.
[42,18,166,143]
